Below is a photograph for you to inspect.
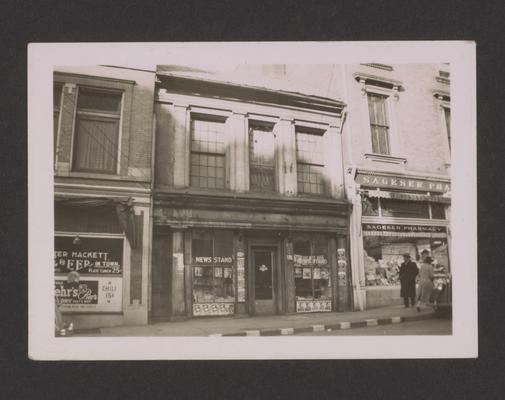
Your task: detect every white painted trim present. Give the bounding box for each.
[361,216,450,226]
[189,105,232,118]
[68,84,79,171]
[247,112,280,124]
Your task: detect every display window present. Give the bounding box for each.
[293,234,332,312]
[363,234,450,287]
[361,193,446,220]
[191,230,234,309]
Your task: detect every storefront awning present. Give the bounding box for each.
[365,190,451,204]
[55,197,139,249]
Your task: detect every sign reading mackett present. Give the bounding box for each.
[356,173,450,193]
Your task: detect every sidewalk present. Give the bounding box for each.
[76,305,445,337]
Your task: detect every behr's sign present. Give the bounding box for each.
[356,173,450,193]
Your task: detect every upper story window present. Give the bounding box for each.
[190,116,226,189]
[355,73,404,165]
[249,123,276,193]
[73,87,122,174]
[53,84,63,160]
[367,93,390,155]
[296,128,326,195]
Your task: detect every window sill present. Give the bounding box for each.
[364,153,407,165]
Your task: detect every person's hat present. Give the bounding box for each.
[424,256,433,264]
[402,253,411,258]
[421,249,430,254]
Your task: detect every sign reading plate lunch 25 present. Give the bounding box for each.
[54,236,123,275]
[356,173,451,193]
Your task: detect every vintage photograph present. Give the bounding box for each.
[29,42,476,359]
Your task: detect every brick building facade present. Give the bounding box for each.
[53,66,155,328]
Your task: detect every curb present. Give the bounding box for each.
[214,313,440,337]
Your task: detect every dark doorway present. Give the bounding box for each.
[251,248,277,315]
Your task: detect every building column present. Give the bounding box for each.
[229,112,248,192]
[173,105,188,188]
[348,183,366,311]
[171,229,186,318]
[276,118,296,196]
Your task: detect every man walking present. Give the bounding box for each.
[399,254,418,308]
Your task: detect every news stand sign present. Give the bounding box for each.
[54,236,123,313]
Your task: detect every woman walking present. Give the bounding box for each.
[416,256,435,312]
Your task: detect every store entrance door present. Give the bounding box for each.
[252,248,277,315]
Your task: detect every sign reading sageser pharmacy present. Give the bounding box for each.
[356,173,451,193]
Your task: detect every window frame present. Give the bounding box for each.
[71,85,124,175]
[53,83,63,168]
[189,113,228,190]
[295,126,328,196]
[248,120,277,193]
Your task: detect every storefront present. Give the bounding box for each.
[353,171,451,308]
[151,194,352,320]
[54,197,150,329]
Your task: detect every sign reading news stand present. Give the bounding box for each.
[55,236,123,312]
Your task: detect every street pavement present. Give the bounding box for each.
[296,318,452,336]
[74,304,448,337]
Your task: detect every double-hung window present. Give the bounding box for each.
[73,87,122,174]
[367,92,390,155]
[190,117,226,189]
[296,129,326,195]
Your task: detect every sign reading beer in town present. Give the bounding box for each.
[356,173,451,193]
[54,236,123,275]
[55,277,122,312]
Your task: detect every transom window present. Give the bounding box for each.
[296,129,326,195]
[367,92,390,155]
[249,123,276,192]
[190,117,226,189]
[362,195,446,220]
[73,87,122,174]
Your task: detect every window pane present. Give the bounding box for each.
[297,163,325,195]
[368,93,390,155]
[214,230,233,262]
[431,203,446,219]
[362,196,379,216]
[73,117,119,173]
[77,89,122,113]
[381,199,430,219]
[249,125,276,192]
[54,84,62,107]
[192,238,213,260]
[296,131,324,165]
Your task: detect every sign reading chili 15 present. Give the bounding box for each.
[356,173,451,193]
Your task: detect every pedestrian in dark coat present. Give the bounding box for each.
[399,254,418,307]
